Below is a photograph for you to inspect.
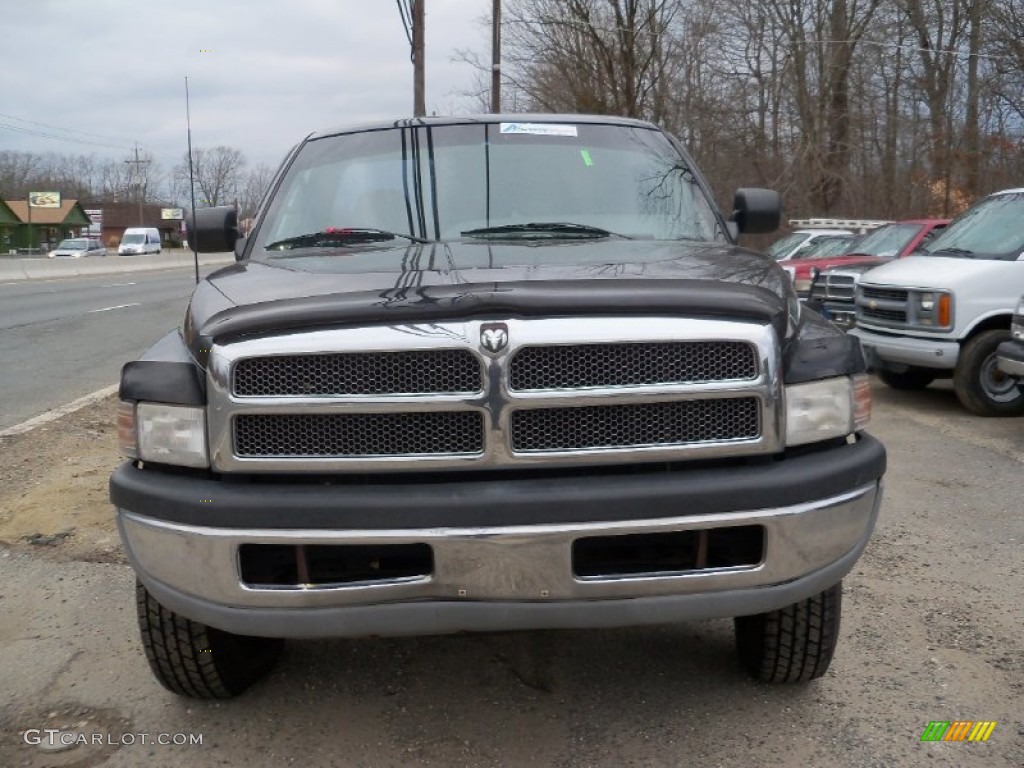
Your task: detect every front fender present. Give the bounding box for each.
[119,329,206,405]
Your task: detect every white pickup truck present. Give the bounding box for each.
[852,189,1024,415]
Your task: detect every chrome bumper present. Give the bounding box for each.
[851,327,959,370]
[118,482,881,638]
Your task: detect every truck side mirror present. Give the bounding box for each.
[731,188,781,234]
[186,206,238,253]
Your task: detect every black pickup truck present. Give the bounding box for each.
[111,115,885,698]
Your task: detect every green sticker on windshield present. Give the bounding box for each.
[580,149,593,166]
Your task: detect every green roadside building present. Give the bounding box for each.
[2,198,94,254]
[0,199,20,254]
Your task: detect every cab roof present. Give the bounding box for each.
[307,114,662,141]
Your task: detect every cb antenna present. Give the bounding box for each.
[185,76,200,285]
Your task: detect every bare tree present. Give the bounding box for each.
[502,0,684,122]
[174,146,247,208]
[239,163,276,219]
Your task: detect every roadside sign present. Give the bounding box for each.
[85,209,103,237]
[28,191,61,208]
[161,208,184,220]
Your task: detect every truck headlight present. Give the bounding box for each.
[914,290,952,329]
[785,374,871,446]
[121,402,209,467]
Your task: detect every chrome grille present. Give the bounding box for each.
[812,273,856,302]
[856,285,951,331]
[234,412,484,457]
[860,307,907,323]
[207,318,783,472]
[861,286,908,302]
[511,399,760,452]
[234,350,481,396]
[509,342,757,390]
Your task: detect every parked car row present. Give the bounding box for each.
[774,189,1024,416]
[803,219,950,323]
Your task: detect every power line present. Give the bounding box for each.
[793,38,1018,63]
[0,120,176,166]
[0,111,137,147]
[0,121,135,153]
[507,16,1019,64]
[396,0,414,60]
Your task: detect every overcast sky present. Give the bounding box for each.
[0,0,486,172]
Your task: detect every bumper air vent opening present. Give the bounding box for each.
[239,543,434,587]
[572,525,764,578]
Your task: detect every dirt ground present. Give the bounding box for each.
[0,397,124,565]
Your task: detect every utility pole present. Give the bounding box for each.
[413,0,425,116]
[491,0,501,113]
[124,143,150,226]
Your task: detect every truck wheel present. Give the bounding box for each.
[136,580,282,698]
[733,582,841,683]
[953,330,1024,416]
[878,368,935,390]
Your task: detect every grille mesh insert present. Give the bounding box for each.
[234,350,481,396]
[860,308,907,323]
[510,342,757,390]
[511,398,760,452]
[861,286,908,302]
[234,412,484,457]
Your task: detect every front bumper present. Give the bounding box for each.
[112,435,885,638]
[851,327,959,371]
[996,339,1024,378]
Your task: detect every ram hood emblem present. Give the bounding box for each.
[480,323,509,354]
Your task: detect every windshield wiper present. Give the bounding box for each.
[460,222,629,239]
[266,227,430,250]
[928,247,975,258]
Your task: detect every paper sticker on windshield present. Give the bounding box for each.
[500,122,578,137]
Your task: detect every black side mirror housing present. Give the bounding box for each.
[234,236,247,261]
[731,188,781,234]
[185,206,238,253]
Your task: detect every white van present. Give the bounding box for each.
[118,227,162,255]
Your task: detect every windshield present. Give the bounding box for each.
[767,232,807,259]
[848,223,920,257]
[122,234,145,244]
[253,122,721,257]
[922,193,1024,260]
[791,236,858,260]
[57,239,86,249]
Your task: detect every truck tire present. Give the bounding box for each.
[953,330,1024,416]
[733,582,841,683]
[878,368,935,390]
[136,580,282,698]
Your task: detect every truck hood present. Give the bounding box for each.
[184,239,796,351]
[857,254,1023,290]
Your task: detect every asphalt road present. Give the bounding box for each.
[0,266,220,431]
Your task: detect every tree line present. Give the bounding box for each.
[480,0,1024,219]
[0,146,275,220]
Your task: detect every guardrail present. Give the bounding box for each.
[0,250,235,281]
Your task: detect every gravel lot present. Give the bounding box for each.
[0,380,1021,767]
